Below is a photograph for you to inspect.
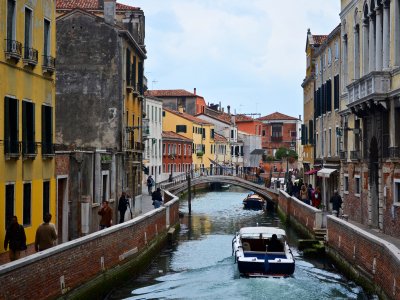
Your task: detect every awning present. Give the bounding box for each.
[317,168,337,178]
[305,169,319,175]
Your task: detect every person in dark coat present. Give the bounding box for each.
[330,190,343,217]
[4,216,27,261]
[118,192,130,223]
[151,188,163,209]
[267,234,283,252]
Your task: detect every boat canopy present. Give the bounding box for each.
[239,227,286,238]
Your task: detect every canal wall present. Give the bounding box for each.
[326,216,400,300]
[0,192,180,300]
[277,190,323,238]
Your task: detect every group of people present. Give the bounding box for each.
[147,175,163,208]
[4,214,58,262]
[288,180,343,216]
[98,191,132,230]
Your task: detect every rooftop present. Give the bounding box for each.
[146,89,203,98]
[162,131,192,142]
[257,112,299,121]
[164,108,212,126]
[56,0,138,11]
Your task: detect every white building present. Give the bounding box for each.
[144,96,163,184]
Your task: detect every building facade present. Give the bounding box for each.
[235,114,263,136]
[313,25,342,209]
[162,131,192,178]
[339,0,400,237]
[143,96,163,183]
[55,3,146,237]
[0,0,56,253]
[162,108,215,171]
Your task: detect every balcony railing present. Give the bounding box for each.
[339,150,347,160]
[270,136,283,142]
[347,71,391,104]
[4,39,22,61]
[22,141,38,158]
[126,140,145,151]
[389,147,400,159]
[4,139,20,158]
[23,47,38,66]
[42,55,55,74]
[350,150,361,161]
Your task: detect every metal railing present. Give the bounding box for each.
[4,39,22,59]
[22,140,38,156]
[23,47,38,65]
[42,55,55,72]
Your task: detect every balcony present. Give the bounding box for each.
[350,150,361,161]
[389,147,400,159]
[196,151,204,157]
[339,150,347,161]
[42,55,55,74]
[4,140,20,159]
[126,140,144,151]
[270,136,283,142]
[22,141,38,159]
[22,47,38,67]
[347,71,391,115]
[4,39,22,61]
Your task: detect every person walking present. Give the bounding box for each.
[147,175,155,195]
[35,214,57,252]
[98,200,113,229]
[300,184,309,205]
[312,186,322,208]
[151,188,163,209]
[330,190,343,217]
[118,192,130,223]
[4,216,27,261]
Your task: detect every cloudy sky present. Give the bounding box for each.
[120,0,341,119]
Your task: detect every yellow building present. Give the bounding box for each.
[1,0,56,252]
[163,108,215,170]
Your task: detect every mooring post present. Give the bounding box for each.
[187,174,192,215]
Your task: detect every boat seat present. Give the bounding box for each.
[242,242,251,251]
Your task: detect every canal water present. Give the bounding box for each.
[107,187,376,300]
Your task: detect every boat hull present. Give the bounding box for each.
[237,259,295,277]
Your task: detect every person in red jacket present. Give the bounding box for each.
[313,186,322,208]
[98,200,113,229]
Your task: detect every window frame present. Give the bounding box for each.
[394,179,400,206]
[344,174,349,194]
[355,175,361,197]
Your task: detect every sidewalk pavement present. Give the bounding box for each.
[138,184,155,215]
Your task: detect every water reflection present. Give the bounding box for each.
[107,187,375,300]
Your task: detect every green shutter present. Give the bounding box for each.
[22,101,27,153]
[4,97,10,153]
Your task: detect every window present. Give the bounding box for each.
[336,126,340,156]
[163,164,166,173]
[328,128,332,157]
[211,129,215,139]
[394,179,400,205]
[308,120,314,144]
[101,171,109,203]
[22,101,35,155]
[43,19,50,56]
[262,130,266,136]
[162,143,166,155]
[5,184,15,228]
[168,144,171,155]
[42,105,53,155]
[328,48,332,65]
[24,7,32,51]
[23,183,31,226]
[43,181,50,216]
[202,128,206,139]
[131,56,136,88]
[159,108,161,122]
[176,125,187,133]
[271,124,282,138]
[178,144,181,155]
[184,144,186,156]
[335,41,339,59]
[126,49,131,85]
[173,144,177,155]
[7,0,16,42]
[334,75,340,110]
[138,61,144,95]
[344,174,349,194]
[4,97,19,155]
[355,175,361,197]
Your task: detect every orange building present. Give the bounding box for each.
[235,114,263,136]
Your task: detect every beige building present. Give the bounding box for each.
[313,24,342,208]
[339,0,400,237]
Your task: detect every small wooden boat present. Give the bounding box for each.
[242,193,266,210]
[232,227,295,277]
[221,184,231,189]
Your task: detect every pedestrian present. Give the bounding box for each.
[330,190,343,217]
[35,213,57,252]
[151,187,163,209]
[300,184,309,205]
[147,175,155,195]
[4,216,27,261]
[118,191,130,223]
[307,184,314,205]
[98,200,113,229]
[313,186,322,208]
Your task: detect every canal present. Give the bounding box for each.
[106,187,376,300]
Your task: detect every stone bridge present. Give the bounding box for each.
[159,175,278,203]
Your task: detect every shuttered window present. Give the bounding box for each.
[308,120,314,144]
[326,79,332,112]
[23,183,31,226]
[138,61,144,95]
[43,181,50,216]
[126,49,131,86]
[301,124,306,145]
[334,75,340,110]
[4,97,19,154]
[22,101,35,154]
[132,56,136,89]
[176,125,187,133]
[41,105,53,155]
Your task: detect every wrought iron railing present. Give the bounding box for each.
[350,150,361,160]
[42,142,55,156]
[23,47,38,65]
[22,140,38,157]
[42,55,55,73]
[339,150,347,160]
[4,39,22,60]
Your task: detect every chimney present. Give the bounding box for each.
[219,101,221,112]
[194,88,196,95]
[299,114,302,121]
[227,105,231,115]
[104,0,116,25]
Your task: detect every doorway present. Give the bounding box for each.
[57,176,69,242]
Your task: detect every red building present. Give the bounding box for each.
[162,131,192,176]
[235,114,263,136]
[257,112,300,156]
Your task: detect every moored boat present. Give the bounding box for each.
[242,193,266,210]
[232,226,295,277]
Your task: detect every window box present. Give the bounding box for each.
[196,151,204,157]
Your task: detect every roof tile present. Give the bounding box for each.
[257,112,299,121]
[56,0,138,11]
[146,89,198,98]
[164,107,212,126]
[162,131,192,142]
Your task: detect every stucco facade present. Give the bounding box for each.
[0,0,56,253]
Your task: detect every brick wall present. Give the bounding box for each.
[0,198,180,300]
[56,154,70,175]
[327,216,400,299]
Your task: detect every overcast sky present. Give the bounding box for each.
[120,0,341,119]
